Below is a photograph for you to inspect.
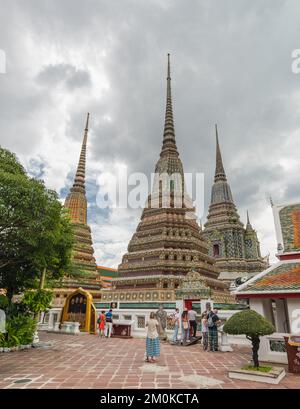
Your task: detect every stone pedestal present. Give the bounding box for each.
[61,321,80,335]
[32,331,40,344]
[54,322,60,331]
[219,328,233,352]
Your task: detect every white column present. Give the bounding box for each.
[275,299,287,333]
[48,312,55,330]
[249,298,264,315]
[262,299,274,324]
[287,298,300,335]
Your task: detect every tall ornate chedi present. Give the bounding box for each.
[100,55,234,306]
[203,125,267,282]
[64,113,97,276]
[118,55,217,280]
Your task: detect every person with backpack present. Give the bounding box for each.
[105,309,113,338]
[207,308,221,352]
[97,310,106,338]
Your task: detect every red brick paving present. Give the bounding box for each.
[0,332,299,389]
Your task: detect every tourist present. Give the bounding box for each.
[145,312,160,363]
[105,309,113,338]
[97,310,106,338]
[188,307,198,338]
[171,308,180,343]
[181,308,189,344]
[201,312,208,351]
[207,308,221,352]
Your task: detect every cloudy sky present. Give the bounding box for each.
[1,0,300,268]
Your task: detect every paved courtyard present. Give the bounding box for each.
[0,332,299,389]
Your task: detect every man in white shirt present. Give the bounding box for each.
[188,309,198,338]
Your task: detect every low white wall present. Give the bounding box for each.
[39,307,243,342]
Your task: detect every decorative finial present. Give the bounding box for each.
[269,196,274,207]
[167,53,171,79]
[247,210,250,224]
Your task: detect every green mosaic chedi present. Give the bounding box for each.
[203,125,268,280]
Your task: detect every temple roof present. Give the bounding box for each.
[97,265,119,278]
[235,261,300,295]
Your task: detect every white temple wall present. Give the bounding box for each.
[287,298,300,335]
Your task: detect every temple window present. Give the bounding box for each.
[163,282,168,288]
[213,244,220,257]
[137,316,146,328]
[174,254,177,261]
[182,255,186,261]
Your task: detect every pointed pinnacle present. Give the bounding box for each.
[85,112,90,132]
[161,53,178,157]
[167,53,171,79]
[72,114,90,192]
[214,124,226,182]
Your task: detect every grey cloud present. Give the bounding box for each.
[36,63,91,90]
[1,0,300,266]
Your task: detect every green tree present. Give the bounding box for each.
[0,147,74,299]
[223,310,275,368]
[21,289,53,316]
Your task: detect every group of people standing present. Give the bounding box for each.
[171,307,220,350]
[97,309,113,338]
[145,306,221,363]
[97,305,221,363]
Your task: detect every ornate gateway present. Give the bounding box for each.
[61,287,96,333]
[175,271,211,300]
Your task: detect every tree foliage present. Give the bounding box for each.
[21,289,53,314]
[0,146,74,298]
[1,314,37,348]
[223,310,275,337]
[224,310,275,368]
